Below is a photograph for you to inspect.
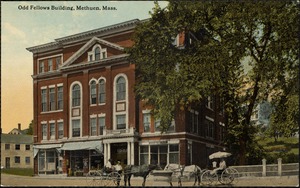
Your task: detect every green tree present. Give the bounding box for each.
[128,1,298,165]
[27,120,33,135]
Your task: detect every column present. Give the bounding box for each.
[277,158,282,176]
[131,142,134,165]
[262,158,266,177]
[127,142,131,165]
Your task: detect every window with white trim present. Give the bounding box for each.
[72,84,81,107]
[42,123,47,140]
[116,77,126,101]
[98,116,105,135]
[99,79,106,104]
[88,45,107,61]
[49,88,56,111]
[41,89,47,112]
[90,80,97,105]
[58,122,64,139]
[116,115,126,129]
[57,86,63,110]
[56,57,61,69]
[90,117,97,136]
[72,119,80,137]
[205,119,215,138]
[39,61,44,73]
[50,122,55,140]
[143,113,151,132]
[95,47,100,60]
[48,59,53,71]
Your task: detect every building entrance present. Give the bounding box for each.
[111,143,127,168]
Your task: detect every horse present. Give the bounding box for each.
[164,163,205,186]
[123,164,161,187]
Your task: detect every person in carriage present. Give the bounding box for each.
[211,158,227,175]
[104,158,114,174]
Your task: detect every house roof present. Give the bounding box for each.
[1,133,33,144]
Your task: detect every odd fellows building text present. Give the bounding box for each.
[18,5,117,11]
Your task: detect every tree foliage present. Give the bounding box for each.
[127,0,299,165]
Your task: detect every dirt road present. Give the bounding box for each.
[1,173,298,187]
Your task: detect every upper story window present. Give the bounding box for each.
[56,57,61,69]
[41,89,47,112]
[15,144,20,150]
[88,44,107,61]
[50,122,55,140]
[98,116,105,135]
[95,47,100,60]
[143,113,151,132]
[57,86,63,110]
[39,61,44,73]
[58,121,64,139]
[99,79,106,104]
[72,84,81,107]
[90,80,97,105]
[49,88,56,111]
[116,77,126,101]
[42,123,47,140]
[5,144,10,150]
[48,59,53,71]
[90,117,97,136]
[25,145,30,150]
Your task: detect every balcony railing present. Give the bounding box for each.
[105,127,135,135]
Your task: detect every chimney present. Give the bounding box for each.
[18,123,21,130]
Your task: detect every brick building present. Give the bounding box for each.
[27,19,226,176]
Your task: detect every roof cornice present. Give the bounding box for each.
[26,19,141,54]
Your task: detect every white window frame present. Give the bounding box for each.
[88,44,107,61]
[69,81,82,138]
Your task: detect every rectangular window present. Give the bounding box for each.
[72,119,80,137]
[50,123,55,140]
[41,89,47,112]
[39,61,44,73]
[90,83,97,105]
[58,122,64,139]
[57,86,63,110]
[140,145,149,165]
[143,113,151,132]
[90,118,97,136]
[169,144,179,164]
[49,88,56,111]
[48,59,53,71]
[56,57,61,69]
[15,156,20,164]
[42,123,47,140]
[15,144,20,150]
[102,51,106,59]
[205,119,215,138]
[25,157,30,164]
[168,120,175,132]
[5,144,10,150]
[25,145,30,150]
[116,115,126,129]
[154,119,161,132]
[98,116,105,135]
[99,80,106,104]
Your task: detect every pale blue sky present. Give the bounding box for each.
[1,1,168,133]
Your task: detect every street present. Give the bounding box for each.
[1,173,299,187]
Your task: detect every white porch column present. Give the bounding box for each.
[131,142,135,165]
[127,142,131,165]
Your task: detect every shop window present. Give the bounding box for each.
[49,88,56,111]
[169,144,179,164]
[140,146,149,165]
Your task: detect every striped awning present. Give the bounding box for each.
[33,144,62,158]
[61,140,103,153]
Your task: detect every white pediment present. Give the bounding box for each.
[61,37,124,67]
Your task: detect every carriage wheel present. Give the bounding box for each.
[201,170,218,186]
[86,171,101,186]
[108,172,122,186]
[220,168,239,185]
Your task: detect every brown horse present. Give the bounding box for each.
[123,164,161,187]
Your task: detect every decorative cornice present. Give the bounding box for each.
[26,19,141,54]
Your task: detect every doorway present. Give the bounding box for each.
[111,143,127,168]
[5,157,10,169]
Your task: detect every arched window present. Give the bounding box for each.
[90,80,97,104]
[95,47,100,60]
[72,84,81,107]
[99,79,106,104]
[116,77,126,101]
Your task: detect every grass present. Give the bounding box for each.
[1,168,34,176]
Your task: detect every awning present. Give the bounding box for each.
[61,140,103,153]
[33,144,63,158]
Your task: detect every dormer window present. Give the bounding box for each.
[88,44,107,61]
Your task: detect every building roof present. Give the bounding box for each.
[1,133,33,144]
[26,19,141,53]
